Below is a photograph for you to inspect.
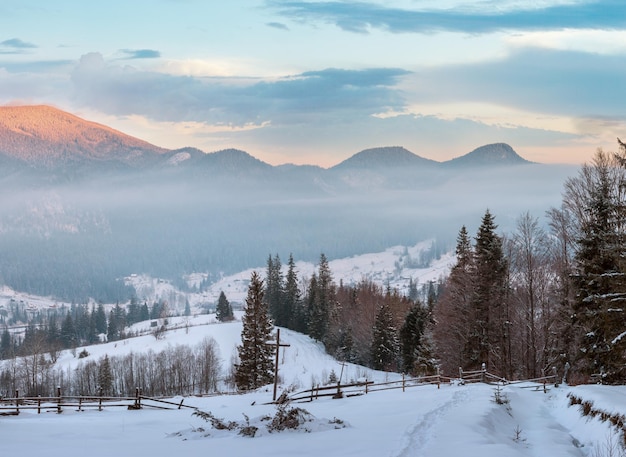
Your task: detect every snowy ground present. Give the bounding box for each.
[1,315,625,457]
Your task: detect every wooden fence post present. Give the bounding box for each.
[365,379,369,394]
[15,390,19,415]
[37,394,41,414]
[481,363,486,383]
[56,386,62,414]
[459,367,463,382]
[436,367,440,389]
[98,386,103,411]
[402,373,405,393]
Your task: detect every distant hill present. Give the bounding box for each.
[442,143,532,168]
[0,105,167,169]
[331,146,438,170]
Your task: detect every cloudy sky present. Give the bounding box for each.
[1,0,625,167]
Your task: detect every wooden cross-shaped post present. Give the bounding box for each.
[267,328,291,401]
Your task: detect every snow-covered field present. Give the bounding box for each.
[1,314,625,457]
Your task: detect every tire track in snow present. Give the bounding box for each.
[392,388,470,457]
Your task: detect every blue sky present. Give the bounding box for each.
[1,0,625,166]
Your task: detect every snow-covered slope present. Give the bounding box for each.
[160,240,452,310]
[1,312,624,457]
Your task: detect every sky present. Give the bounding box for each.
[1,0,625,167]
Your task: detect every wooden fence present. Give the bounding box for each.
[0,387,196,416]
[287,364,559,403]
[0,364,561,415]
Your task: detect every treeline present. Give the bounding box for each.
[262,253,438,375]
[0,337,222,398]
[434,145,626,383]
[0,298,190,361]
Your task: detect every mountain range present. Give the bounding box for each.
[0,105,531,177]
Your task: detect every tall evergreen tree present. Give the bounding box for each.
[216,291,234,322]
[307,254,334,342]
[234,272,275,390]
[470,210,508,375]
[564,149,626,382]
[265,254,286,326]
[60,312,77,348]
[433,225,475,375]
[98,354,114,396]
[284,253,303,331]
[400,302,428,375]
[94,303,107,335]
[371,304,399,371]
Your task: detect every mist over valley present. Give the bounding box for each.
[0,106,576,302]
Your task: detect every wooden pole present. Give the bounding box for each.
[15,390,19,415]
[37,394,41,414]
[268,328,290,402]
[273,328,280,402]
[56,386,62,414]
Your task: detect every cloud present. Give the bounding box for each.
[266,21,290,31]
[0,37,37,54]
[409,47,626,120]
[267,0,626,34]
[119,49,161,59]
[71,53,410,126]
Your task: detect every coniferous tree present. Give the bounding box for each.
[433,225,475,375]
[371,304,399,371]
[140,302,150,322]
[284,253,303,331]
[307,254,334,342]
[0,327,12,359]
[563,148,626,382]
[216,291,234,322]
[98,354,113,396]
[234,272,275,390]
[107,310,118,341]
[60,312,77,348]
[471,210,508,375]
[265,254,286,326]
[400,302,428,374]
[94,303,107,335]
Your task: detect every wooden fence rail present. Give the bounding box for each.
[287,366,560,404]
[0,387,198,416]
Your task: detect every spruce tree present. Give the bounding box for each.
[400,303,428,374]
[371,304,399,371]
[265,254,286,326]
[98,354,114,396]
[284,253,302,331]
[471,210,508,375]
[94,303,107,335]
[216,291,234,322]
[564,149,626,382]
[307,254,334,342]
[60,312,77,348]
[433,225,475,375]
[234,272,275,390]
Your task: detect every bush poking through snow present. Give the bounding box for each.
[267,403,314,432]
[190,400,347,439]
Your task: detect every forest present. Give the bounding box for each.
[1,144,626,396]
